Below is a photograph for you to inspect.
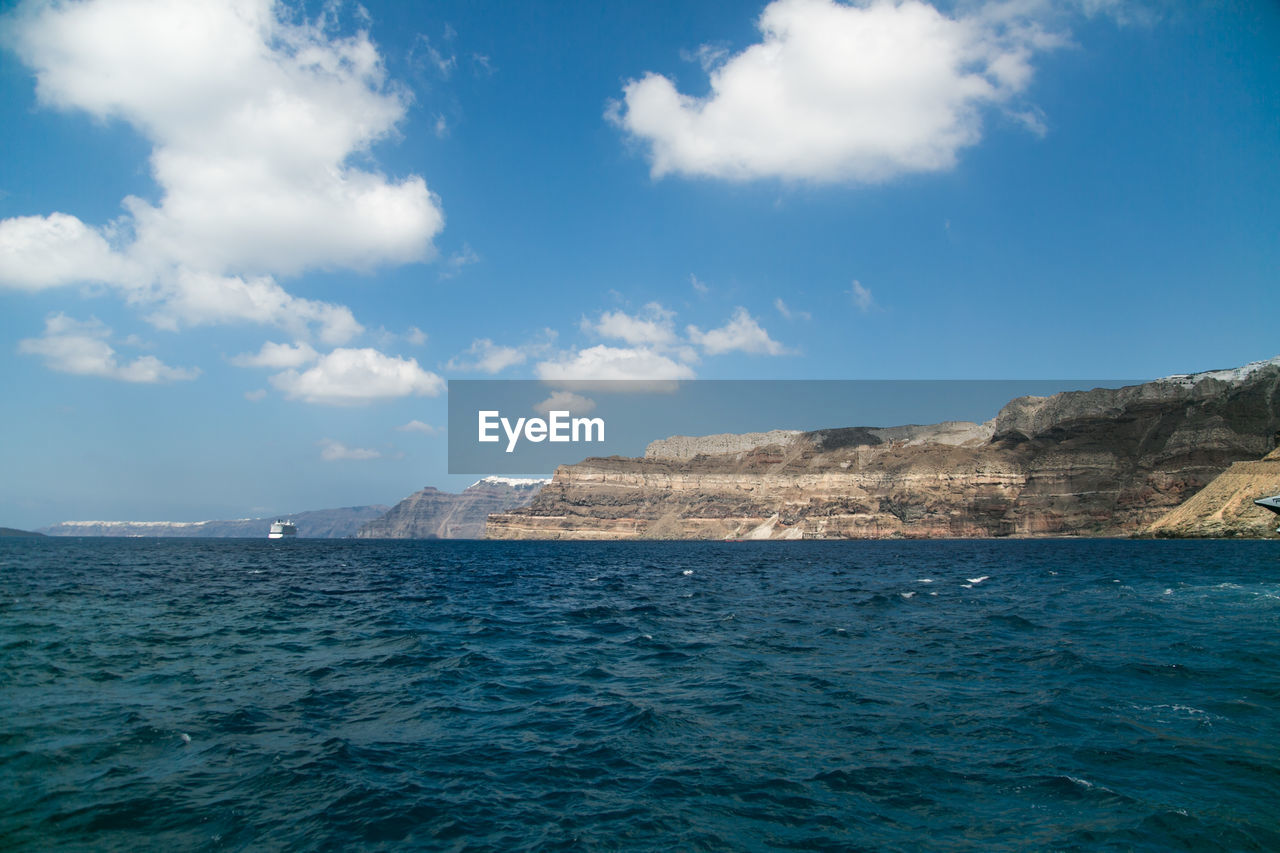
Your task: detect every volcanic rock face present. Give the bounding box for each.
[356,477,549,539]
[1144,447,1280,538]
[487,360,1280,540]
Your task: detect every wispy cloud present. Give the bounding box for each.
[849,280,874,312]
[774,297,811,322]
[318,439,382,461]
[18,313,198,383]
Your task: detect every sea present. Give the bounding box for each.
[1,538,1278,852]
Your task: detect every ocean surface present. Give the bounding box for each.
[1,539,1278,852]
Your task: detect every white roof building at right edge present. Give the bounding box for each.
[470,476,553,489]
[1160,355,1280,388]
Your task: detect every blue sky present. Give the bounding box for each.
[1,0,1277,528]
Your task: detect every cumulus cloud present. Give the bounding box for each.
[271,347,444,405]
[0,213,134,290]
[535,345,697,381]
[230,340,319,369]
[318,439,382,461]
[18,313,199,382]
[446,338,528,374]
[610,0,1061,183]
[537,303,789,379]
[0,0,442,344]
[581,303,679,348]
[687,307,788,355]
[395,419,442,434]
[533,391,597,416]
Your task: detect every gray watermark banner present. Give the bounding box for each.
[446,379,1139,475]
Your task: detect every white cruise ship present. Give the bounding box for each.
[268,519,297,539]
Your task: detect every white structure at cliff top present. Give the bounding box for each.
[1160,355,1280,388]
[470,476,553,489]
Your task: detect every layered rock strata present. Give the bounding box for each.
[488,360,1280,540]
[1144,447,1280,538]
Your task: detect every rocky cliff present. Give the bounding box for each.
[356,477,549,539]
[41,505,390,538]
[488,358,1280,540]
[1143,447,1280,538]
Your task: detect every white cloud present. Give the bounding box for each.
[447,338,528,374]
[0,213,134,290]
[1,0,442,342]
[439,244,480,279]
[406,326,429,346]
[231,340,319,369]
[533,391,597,416]
[244,388,267,401]
[610,0,1061,183]
[18,313,199,382]
[271,347,445,405]
[687,307,788,355]
[775,297,811,321]
[535,345,697,381]
[850,279,874,311]
[690,274,709,295]
[318,438,382,461]
[581,303,678,348]
[138,269,363,344]
[395,419,442,434]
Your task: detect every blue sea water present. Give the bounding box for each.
[1,539,1278,852]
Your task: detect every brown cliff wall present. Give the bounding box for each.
[488,362,1280,540]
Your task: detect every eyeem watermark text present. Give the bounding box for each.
[478,410,605,453]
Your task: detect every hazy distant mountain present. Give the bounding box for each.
[357,477,549,539]
[39,505,389,539]
[0,527,45,537]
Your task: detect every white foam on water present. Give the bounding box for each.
[900,591,915,599]
[682,570,693,576]
[917,578,934,583]
[967,576,989,585]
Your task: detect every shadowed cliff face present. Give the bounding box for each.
[487,363,1280,540]
[357,478,548,539]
